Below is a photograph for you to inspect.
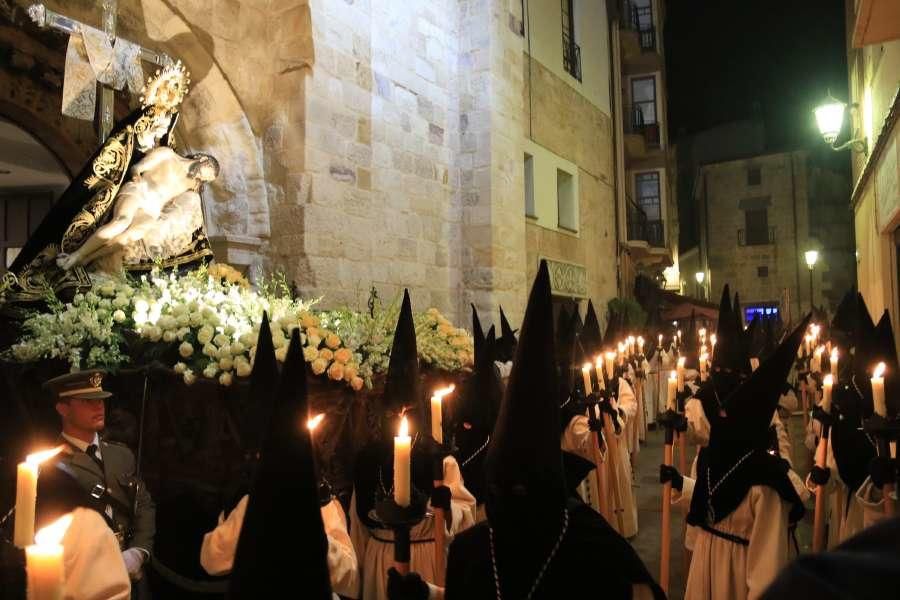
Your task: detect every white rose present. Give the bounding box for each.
[134,299,149,313]
[112,310,126,323]
[218,356,234,371]
[272,334,286,349]
[133,311,148,326]
[112,295,129,308]
[176,327,190,340]
[183,369,197,385]
[98,299,112,310]
[239,332,254,346]
[172,304,188,317]
[235,360,252,377]
[197,325,214,345]
[224,324,236,336]
[189,312,203,327]
[99,282,116,297]
[163,330,177,342]
[275,347,288,362]
[203,364,218,379]
[303,346,319,363]
[213,333,230,347]
[73,293,84,305]
[176,314,190,328]
[230,341,246,355]
[179,342,194,358]
[121,285,135,297]
[203,343,218,357]
[219,372,233,386]
[85,291,99,304]
[174,362,187,374]
[158,315,177,331]
[147,326,162,342]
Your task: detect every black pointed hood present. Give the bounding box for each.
[712,285,749,375]
[472,304,486,360]
[246,312,279,451]
[603,309,622,348]
[457,327,502,434]
[831,289,858,337]
[733,292,744,329]
[556,306,580,406]
[497,306,518,362]
[744,315,761,360]
[874,310,900,417]
[580,300,603,358]
[485,260,565,516]
[228,329,332,599]
[382,290,421,415]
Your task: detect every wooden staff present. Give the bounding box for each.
[432,475,446,585]
[660,424,674,594]
[811,432,829,551]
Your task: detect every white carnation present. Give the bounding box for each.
[183,369,197,385]
[203,364,218,379]
[189,312,203,327]
[235,359,252,377]
[163,330,177,343]
[230,341,246,355]
[134,299,150,313]
[218,356,234,371]
[202,343,218,357]
[197,325,215,345]
[174,362,187,374]
[179,342,194,358]
[219,371,233,386]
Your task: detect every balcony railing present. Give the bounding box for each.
[626,196,665,248]
[639,25,656,51]
[737,227,776,246]
[624,103,661,148]
[618,0,657,52]
[563,40,581,81]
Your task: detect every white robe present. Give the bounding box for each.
[61,507,131,600]
[199,495,360,598]
[855,475,892,530]
[350,455,476,600]
[805,435,865,549]
[561,378,639,538]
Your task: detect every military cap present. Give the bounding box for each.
[43,369,112,401]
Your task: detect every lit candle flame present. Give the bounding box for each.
[831,348,839,361]
[627,335,635,344]
[606,351,616,360]
[582,363,592,373]
[637,336,644,345]
[34,513,73,546]
[824,374,834,386]
[26,446,63,467]
[617,342,626,354]
[710,334,717,346]
[433,384,456,401]
[307,413,325,431]
[700,353,709,364]
[595,355,603,369]
[398,415,409,438]
[677,357,686,368]
[699,328,707,338]
[874,362,886,379]
[815,346,824,356]
[669,370,677,381]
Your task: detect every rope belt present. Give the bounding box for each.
[698,523,749,546]
[370,532,435,545]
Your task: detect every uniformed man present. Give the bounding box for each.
[41,369,156,586]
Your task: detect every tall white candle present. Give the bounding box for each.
[617,343,626,366]
[830,348,839,381]
[872,362,887,417]
[582,363,593,396]
[594,356,606,391]
[822,374,834,414]
[676,357,686,392]
[26,513,72,600]
[15,447,63,548]
[667,371,677,411]
[394,416,411,507]
[811,347,824,373]
[804,335,813,356]
[658,334,663,348]
[637,336,645,354]
[627,336,636,356]
[429,385,455,445]
[605,351,616,380]
[699,328,707,344]
[710,334,717,357]
[700,353,709,381]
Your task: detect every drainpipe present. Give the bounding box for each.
[790,152,802,322]
[609,15,624,297]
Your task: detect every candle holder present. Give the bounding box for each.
[675,388,692,413]
[375,490,428,574]
[658,409,688,445]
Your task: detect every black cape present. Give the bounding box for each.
[445,498,665,600]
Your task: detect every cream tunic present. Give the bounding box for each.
[62,507,131,600]
[200,495,360,598]
[561,377,639,538]
[350,455,476,600]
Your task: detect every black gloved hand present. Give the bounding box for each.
[811,405,834,428]
[387,567,429,600]
[318,478,334,507]
[430,485,451,512]
[809,465,830,486]
[659,465,683,491]
[869,456,895,489]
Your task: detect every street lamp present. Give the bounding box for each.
[805,250,819,311]
[695,271,705,299]
[814,91,867,153]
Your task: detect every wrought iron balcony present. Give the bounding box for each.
[626,196,666,248]
[737,227,776,246]
[624,104,661,148]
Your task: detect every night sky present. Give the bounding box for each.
[665,0,851,250]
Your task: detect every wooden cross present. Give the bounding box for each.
[26,1,173,143]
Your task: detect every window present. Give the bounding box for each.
[631,77,657,125]
[557,169,577,232]
[744,208,769,245]
[635,172,661,220]
[524,154,535,217]
[561,0,581,81]
[632,0,655,50]
[748,167,761,186]
[757,265,768,277]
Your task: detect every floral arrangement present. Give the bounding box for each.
[7,265,474,389]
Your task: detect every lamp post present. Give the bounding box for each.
[805,250,819,311]
[814,91,867,153]
[694,271,705,300]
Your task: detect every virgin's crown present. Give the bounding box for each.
[140,60,191,113]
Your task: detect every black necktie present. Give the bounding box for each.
[86,444,104,470]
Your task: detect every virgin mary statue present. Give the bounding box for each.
[3,62,213,311]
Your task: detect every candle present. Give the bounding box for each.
[822,374,834,414]
[430,385,455,445]
[15,447,63,548]
[594,356,606,390]
[872,362,887,417]
[699,327,707,343]
[710,334,717,356]
[658,334,663,348]
[617,343,626,366]
[676,357,686,392]
[750,357,760,372]
[394,416,411,507]
[627,336,636,356]
[582,363,593,395]
[667,371,677,411]
[604,351,616,380]
[804,334,813,356]
[830,348,839,381]
[700,353,709,381]
[26,513,72,600]
[637,336,645,354]
[811,347,824,373]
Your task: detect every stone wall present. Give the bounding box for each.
[523,54,617,309]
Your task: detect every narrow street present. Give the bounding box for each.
[629,414,814,599]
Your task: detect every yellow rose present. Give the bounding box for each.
[325,333,341,350]
[300,313,319,329]
[327,362,344,381]
[275,347,288,362]
[303,346,319,363]
[311,358,328,375]
[334,348,353,364]
[351,376,365,391]
[306,326,320,340]
[438,323,454,335]
[343,364,358,381]
[318,348,334,362]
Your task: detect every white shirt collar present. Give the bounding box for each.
[62,431,100,454]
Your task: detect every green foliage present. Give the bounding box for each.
[607,297,648,329]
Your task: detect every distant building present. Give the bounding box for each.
[844,0,900,326]
[691,150,854,324]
